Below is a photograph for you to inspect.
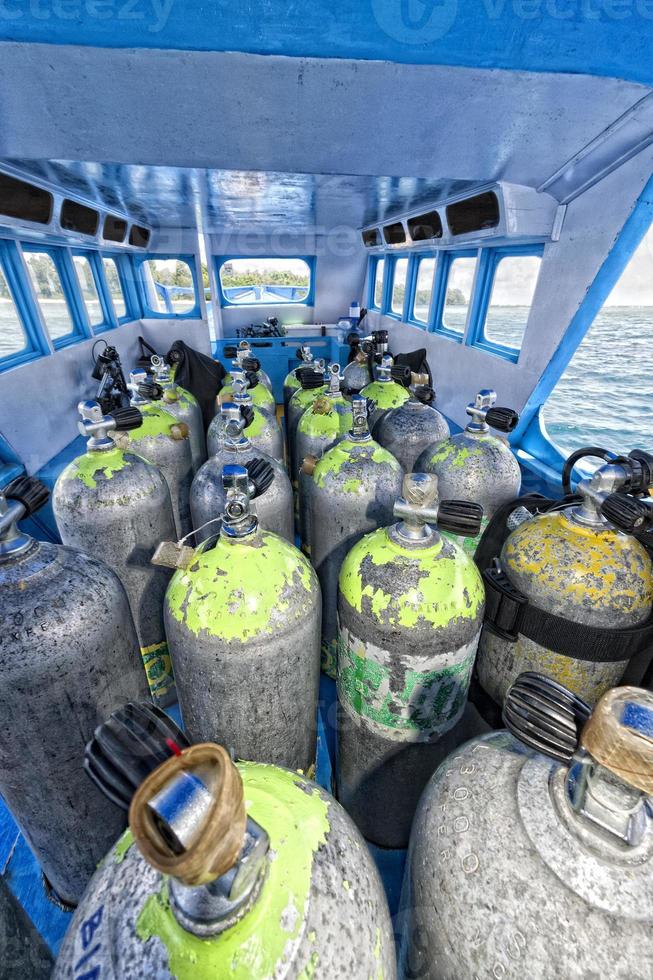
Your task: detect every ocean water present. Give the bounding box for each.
[1,301,650,456]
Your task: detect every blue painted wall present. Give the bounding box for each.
[0,2,652,86]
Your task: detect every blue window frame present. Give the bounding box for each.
[468,246,544,363]
[71,250,115,332]
[368,256,386,311]
[216,256,315,308]
[135,255,201,319]
[0,239,50,371]
[431,250,479,342]
[385,255,411,320]
[101,253,139,323]
[408,254,437,328]
[22,244,89,350]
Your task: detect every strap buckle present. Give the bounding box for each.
[482,565,529,642]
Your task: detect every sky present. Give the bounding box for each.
[604,226,653,307]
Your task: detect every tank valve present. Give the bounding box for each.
[295,345,313,364]
[0,475,50,557]
[390,364,412,388]
[503,673,653,845]
[571,452,653,529]
[78,400,143,449]
[393,473,483,541]
[466,390,520,434]
[150,354,172,384]
[350,394,372,439]
[326,362,342,395]
[245,459,275,498]
[601,493,653,537]
[84,702,270,936]
[298,364,326,391]
[222,465,258,537]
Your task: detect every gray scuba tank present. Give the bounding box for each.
[286,361,327,489]
[399,674,653,980]
[191,404,294,544]
[224,339,273,392]
[360,355,411,430]
[53,702,396,980]
[0,477,148,906]
[283,343,314,415]
[208,376,284,463]
[342,339,372,395]
[161,466,321,772]
[415,389,521,555]
[150,354,207,473]
[112,370,194,538]
[373,381,450,471]
[310,396,404,677]
[53,401,177,705]
[337,474,486,847]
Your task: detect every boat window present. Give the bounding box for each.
[129,225,151,248]
[447,192,500,237]
[440,255,477,335]
[408,211,443,243]
[544,225,653,456]
[73,256,104,328]
[411,256,436,325]
[143,259,198,314]
[482,254,542,352]
[371,258,385,309]
[383,222,406,246]
[362,229,380,248]
[218,258,311,306]
[23,249,76,344]
[0,261,28,361]
[390,258,409,316]
[0,172,52,225]
[103,215,127,243]
[102,257,127,319]
[60,199,99,237]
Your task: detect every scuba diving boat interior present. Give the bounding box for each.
[0,4,652,976]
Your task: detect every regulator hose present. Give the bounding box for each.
[561,447,616,496]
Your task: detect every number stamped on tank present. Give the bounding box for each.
[72,905,104,980]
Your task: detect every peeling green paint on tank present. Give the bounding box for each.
[166,531,316,642]
[163,384,199,411]
[339,528,484,630]
[224,382,276,414]
[313,440,399,490]
[112,830,134,866]
[298,398,352,439]
[360,380,410,411]
[61,447,130,489]
[124,403,185,441]
[243,408,268,439]
[136,763,330,980]
[422,433,496,469]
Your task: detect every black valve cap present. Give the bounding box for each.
[438,499,483,537]
[390,364,412,387]
[414,386,436,406]
[3,476,50,517]
[295,346,307,359]
[299,369,324,391]
[503,672,591,764]
[239,405,255,428]
[601,492,653,534]
[110,406,143,432]
[372,330,389,345]
[242,356,261,373]
[628,450,653,493]
[84,702,190,811]
[244,370,260,390]
[137,380,164,401]
[246,458,275,497]
[486,406,520,433]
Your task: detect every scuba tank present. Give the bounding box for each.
[208,377,284,463]
[0,477,149,905]
[283,343,314,414]
[342,338,373,396]
[160,465,321,772]
[191,404,294,544]
[337,473,485,848]
[477,450,653,709]
[374,379,450,471]
[219,362,277,419]
[224,339,273,391]
[415,389,520,555]
[286,361,326,491]
[360,355,411,430]
[399,673,653,980]
[310,396,404,677]
[113,370,194,538]
[0,875,53,978]
[150,354,207,473]
[53,401,177,706]
[54,703,396,980]
[296,363,353,554]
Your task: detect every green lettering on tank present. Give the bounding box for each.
[166,531,316,642]
[338,627,476,734]
[339,528,484,630]
[62,446,129,489]
[112,830,134,865]
[126,403,182,441]
[136,763,330,980]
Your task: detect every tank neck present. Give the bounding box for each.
[564,758,650,848]
[566,463,628,530]
[0,496,32,558]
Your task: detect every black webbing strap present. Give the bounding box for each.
[483,566,653,663]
